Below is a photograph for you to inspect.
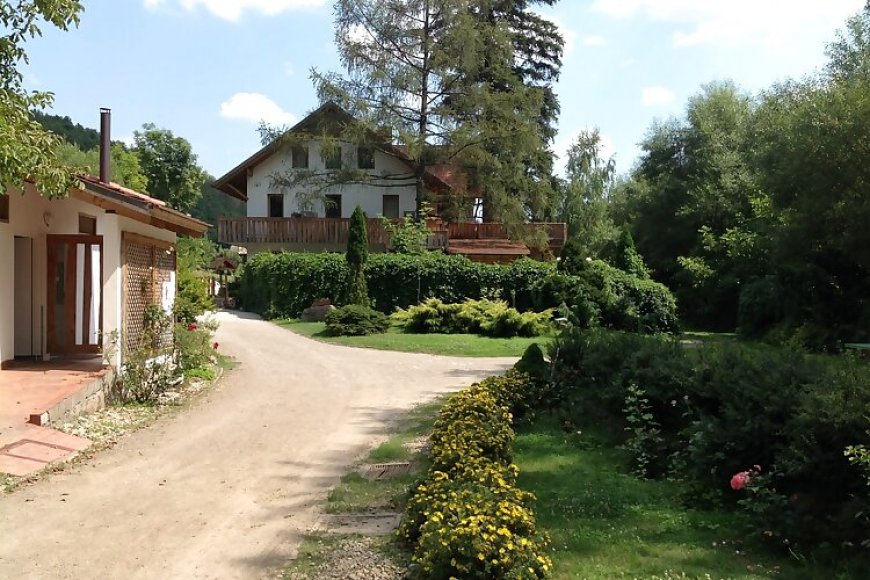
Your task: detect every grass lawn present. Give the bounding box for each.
[515,418,835,580]
[276,319,547,357]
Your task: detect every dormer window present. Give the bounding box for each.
[358,146,375,170]
[291,145,308,168]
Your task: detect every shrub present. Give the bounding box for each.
[174,323,215,371]
[430,386,515,472]
[514,344,548,383]
[395,298,552,338]
[324,305,389,336]
[400,371,552,579]
[175,270,214,324]
[410,470,551,579]
[534,260,678,334]
[548,328,870,554]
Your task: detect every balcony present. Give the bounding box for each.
[217,217,566,260]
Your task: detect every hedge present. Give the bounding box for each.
[400,371,552,579]
[548,328,870,557]
[238,252,679,335]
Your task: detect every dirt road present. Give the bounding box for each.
[0,311,515,579]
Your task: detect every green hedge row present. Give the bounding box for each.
[549,329,870,558]
[237,252,679,334]
[399,371,552,579]
[237,252,551,318]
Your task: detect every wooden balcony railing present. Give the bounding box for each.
[217,217,565,252]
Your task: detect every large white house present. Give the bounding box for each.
[213,102,567,262]
[0,110,208,369]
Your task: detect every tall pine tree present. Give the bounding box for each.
[311,0,549,222]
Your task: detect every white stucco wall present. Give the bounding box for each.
[246,140,418,219]
[0,185,176,368]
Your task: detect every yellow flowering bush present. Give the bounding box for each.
[430,387,515,472]
[413,478,551,579]
[400,372,552,579]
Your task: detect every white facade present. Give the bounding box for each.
[246,139,418,219]
[0,184,177,369]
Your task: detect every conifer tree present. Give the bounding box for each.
[345,205,369,305]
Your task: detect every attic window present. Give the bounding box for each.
[0,193,8,223]
[291,145,308,168]
[358,146,375,169]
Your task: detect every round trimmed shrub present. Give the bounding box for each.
[324,305,389,336]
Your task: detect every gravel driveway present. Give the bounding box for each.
[0,311,515,579]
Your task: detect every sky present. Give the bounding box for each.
[22,0,866,179]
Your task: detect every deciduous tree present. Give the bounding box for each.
[133,124,207,212]
[0,1,83,197]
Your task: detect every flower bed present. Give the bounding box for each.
[399,371,552,579]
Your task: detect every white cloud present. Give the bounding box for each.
[220,93,297,125]
[641,86,675,107]
[582,35,607,47]
[591,0,864,48]
[145,0,326,21]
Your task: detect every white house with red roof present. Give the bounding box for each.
[0,110,208,370]
[212,102,566,262]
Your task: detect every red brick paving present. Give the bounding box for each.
[0,360,104,476]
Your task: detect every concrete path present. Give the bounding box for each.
[0,311,515,579]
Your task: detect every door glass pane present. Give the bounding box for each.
[54,243,67,348]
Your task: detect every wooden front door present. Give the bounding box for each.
[46,235,103,355]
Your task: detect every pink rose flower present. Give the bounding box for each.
[730,471,751,490]
[187,323,198,331]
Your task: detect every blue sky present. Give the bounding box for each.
[23,0,866,179]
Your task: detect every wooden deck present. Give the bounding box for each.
[217,217,565,259]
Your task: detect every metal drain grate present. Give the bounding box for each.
[361,462,412,480]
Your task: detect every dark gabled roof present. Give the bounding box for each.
[212,102,460,201]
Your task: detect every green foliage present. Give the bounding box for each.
[400,372,552,578]
[324,305,389,336]
[174,237,216,324]
[239,252,677,335]
[112,307,176,404]
[239,252,554,318]
[616,11,870,346]
[54,141,150,191]
[1,1,83,198]
[395,298,553,338]
[344,205,370,305]
[614,227,650,279]
[175,272,213,325]
[382,215,429,254]
[312,0,560,221]
[555,236,589,276]
[555,128,617,254]
[174,323,215,372]
[34,111,98,150]
[514,343,548,382]
[133,123,207,211]
[535,261,679,334]
[346,205,369,268]
[548,328,870,554]
[190,178,245,240]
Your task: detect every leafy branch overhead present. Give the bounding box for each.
[0,0,83,198]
